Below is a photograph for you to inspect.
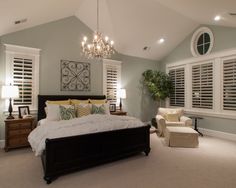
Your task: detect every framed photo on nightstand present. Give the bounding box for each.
[18,106,30,118]
[109,104,116,112]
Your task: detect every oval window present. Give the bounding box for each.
[191,27,214,57]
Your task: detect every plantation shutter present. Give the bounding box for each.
[169,68,185,107]
[223,59,236,111]
[13,57,34,105]
[192,62,213,109]
[105,64,119,105]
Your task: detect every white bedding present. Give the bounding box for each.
[28,114,145,156]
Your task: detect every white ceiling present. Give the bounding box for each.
[1,0,236,61]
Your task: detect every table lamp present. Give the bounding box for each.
[119,88,126,111]
[1,84,19,119]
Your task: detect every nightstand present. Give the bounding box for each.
[4,118,35,152]
[110,111,127,116]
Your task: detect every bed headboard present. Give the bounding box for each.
[37,95,106,121]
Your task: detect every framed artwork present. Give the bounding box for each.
[109,104,116,112]
[61,60,90,91]
[18,106,30,118]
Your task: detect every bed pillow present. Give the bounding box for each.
[92,102,110,115]
[70,99,89,105]
[77,104,91,117]
[91,104,106,114]
[59,105,76,120]
[89,99,106,104]
[46,100,70,105]
[46,104,60,121]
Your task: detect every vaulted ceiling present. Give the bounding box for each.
[1,0,236,60]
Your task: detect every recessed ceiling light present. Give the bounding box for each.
[214,15,221,21]
[158,38,165,44]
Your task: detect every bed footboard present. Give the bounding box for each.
[42,125,150,184]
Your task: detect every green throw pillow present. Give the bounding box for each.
[91,104,105,114]
[59,105,76,120]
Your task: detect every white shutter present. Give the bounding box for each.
[192,62,213,109]
[106,65,118,105]
[169,68,185,107]
[13,57,34,105]
[103,60,121,106]
[223,59,236,111]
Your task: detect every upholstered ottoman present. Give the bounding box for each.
[165,127,199,148]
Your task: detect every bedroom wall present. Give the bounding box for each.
[0,16,158,141]
[160,24,236,135]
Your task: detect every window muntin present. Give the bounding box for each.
[192,62,213,109]
[169,68,185,107]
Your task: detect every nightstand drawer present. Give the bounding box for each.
[9,128,32,137]
[8,122,32,130]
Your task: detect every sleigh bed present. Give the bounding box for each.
[36,95,150,184]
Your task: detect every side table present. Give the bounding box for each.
[110,111,127,116]
[189,116,203,136]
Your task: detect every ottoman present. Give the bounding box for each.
[165,127,199,148]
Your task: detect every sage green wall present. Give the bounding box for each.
[160,25,236,134]
[0,16,158,140]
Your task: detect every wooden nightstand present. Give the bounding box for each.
[4,118,35,152]
[110,111,127,116]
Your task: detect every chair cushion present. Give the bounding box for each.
[166,121,185,126]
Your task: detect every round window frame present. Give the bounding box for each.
[190,27,214,57]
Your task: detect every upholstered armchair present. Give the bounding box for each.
[156,108,192,137]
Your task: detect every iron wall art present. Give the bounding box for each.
[61,60,90,91]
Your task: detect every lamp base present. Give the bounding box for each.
[6,115,15,119]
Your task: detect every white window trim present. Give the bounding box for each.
[166,48,236,120]
[191,27,214,57]
[4,44,40,112]
[103,59,122,106]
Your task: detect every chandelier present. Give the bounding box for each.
[81,0,115,59]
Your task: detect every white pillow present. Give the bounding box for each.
[46,104,74,121]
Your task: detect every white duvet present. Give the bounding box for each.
[28,114,145,156]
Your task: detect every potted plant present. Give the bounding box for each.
[142,70,173,127]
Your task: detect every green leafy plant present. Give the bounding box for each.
[142,70,173,101]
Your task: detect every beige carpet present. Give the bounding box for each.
[0,134,236,188]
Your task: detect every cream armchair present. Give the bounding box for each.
[156,108,192,137]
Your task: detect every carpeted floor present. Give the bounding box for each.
[0,134,236,188]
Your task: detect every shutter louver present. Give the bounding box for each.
[13,57,33,105]
[223,59,236,111]
[192,62,213,109]
[169,68,185,107]
[106,65,118,105]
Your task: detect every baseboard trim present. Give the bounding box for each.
[199,128,236,142]
[0,140,5,149]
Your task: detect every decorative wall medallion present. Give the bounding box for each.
[61,60,90,91]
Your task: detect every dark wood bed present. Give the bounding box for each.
[37,95,151,184]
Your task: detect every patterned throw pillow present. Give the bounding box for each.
[59,105,76,120]
[91,104,106,114]
[77,104,91,117]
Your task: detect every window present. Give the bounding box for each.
[103,59,122,106]
[192,62,213,109]
[5,44,40,111]
[169,68,185,107]
[223,59,236,111]
[191,27,214,57]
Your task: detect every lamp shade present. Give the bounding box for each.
[1,85,19,99]
[120,88,126,99]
